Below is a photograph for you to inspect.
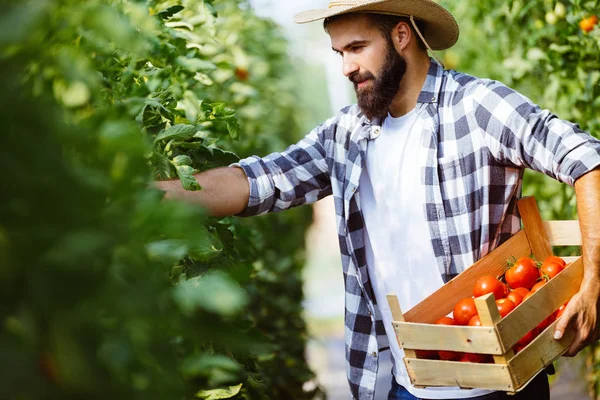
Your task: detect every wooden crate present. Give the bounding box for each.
[386,196,583,392]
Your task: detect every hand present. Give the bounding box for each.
[554,279,600,356]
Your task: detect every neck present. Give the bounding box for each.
[388,52,431,118]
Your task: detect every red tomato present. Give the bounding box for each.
[539,259,564,279]
[513,344,526,354]
[505,257,539,289]
[506,291,523,306]
[512,287,529,298]
[556,302,569,319]
[496,298,516,318]
[466,352,488,363]
[435,317,462,360]
[415,349,438,359]
[537,313,556,331]
[459,353,471,362]
[544,256,566,267]
[473,275,506,300]
[517,327,539,347]
[468,315,482,326]
[522,291,536,303]
[531,280,546,292]
[453,298,478,325]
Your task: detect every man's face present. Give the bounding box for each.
[328,14,406,120]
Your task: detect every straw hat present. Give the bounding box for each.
[293,0,459,50]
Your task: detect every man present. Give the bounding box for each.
[156,0,600,399]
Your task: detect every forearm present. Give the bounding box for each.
[574,167,600,288]
[155,167,249,217]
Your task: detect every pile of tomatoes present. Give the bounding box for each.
[418,256,569,363]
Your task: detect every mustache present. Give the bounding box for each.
[349,71,375,85]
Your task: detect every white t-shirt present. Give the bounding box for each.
[359,109,492,399]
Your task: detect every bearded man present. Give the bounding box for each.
[156,1,600,399]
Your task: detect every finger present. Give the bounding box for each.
[554,309,574,340]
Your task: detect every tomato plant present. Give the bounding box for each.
[0,1,322,399]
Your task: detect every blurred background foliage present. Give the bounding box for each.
[442,0,599,396]
[0,0,321,399]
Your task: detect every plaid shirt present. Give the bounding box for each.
[235,59,600,399]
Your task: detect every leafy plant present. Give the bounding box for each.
[0,0,322,399]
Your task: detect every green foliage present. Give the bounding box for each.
[444,0,599,395]
[0,0,322,399]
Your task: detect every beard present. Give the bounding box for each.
[349,39,406,121]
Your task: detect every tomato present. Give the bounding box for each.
[505,257,539,289]
[554,3,566,19]
[415,349,438,359]
[530,280,547,292]
[544,256,566,267]
[506,291,524,306]
[539,257,564,279]
[513,344,526,354]
[459,353,471,362]
[512,287,529,298]
[466,352,488,363]
[517,327,539,347]
[453,298,478,325]
[473,275,506,300]
[496,298,516,318]
[468,315,482,326]
[537,313,556,331]
[436,317,462,360]
[580,16,598,33]
[522,291,536,303]
[556,302,569,319]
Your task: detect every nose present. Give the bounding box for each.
[342,55,359,78]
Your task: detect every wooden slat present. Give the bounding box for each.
[404,358,515,391]
[544,221,582,246]
[387,294,417,359]
[496,257,583,349]
[393,322,502,354]
[474,293,514,363]
[508,317,576,390]
[517,197,553,261]
[405,230,531,324]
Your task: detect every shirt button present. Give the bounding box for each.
[431,96,437,102]
[372,352,377,357]
[351,186,356,192]
[372,127,381,138]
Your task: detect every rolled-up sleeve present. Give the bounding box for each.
[471,80,600,185]
[230,126,332,217]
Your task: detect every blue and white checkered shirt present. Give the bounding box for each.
[235,59,600,399]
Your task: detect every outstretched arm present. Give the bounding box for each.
[554,167,600,355]
[154,166,250,217]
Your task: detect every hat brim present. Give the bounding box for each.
[293,0,459,50]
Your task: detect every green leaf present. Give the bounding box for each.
[226,119,239,140]
[172,155,193,166]
[175,165,201,191]
[176,56,217,72]
[146,240,188,263]
[188,225,222,261]
[173,271,248,315]
[156,5,184,20]
[155,124,197,142]
[196,384,243,400]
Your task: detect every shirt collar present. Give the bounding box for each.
[416,58,444,105]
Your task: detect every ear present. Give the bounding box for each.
[391,22,412,53]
